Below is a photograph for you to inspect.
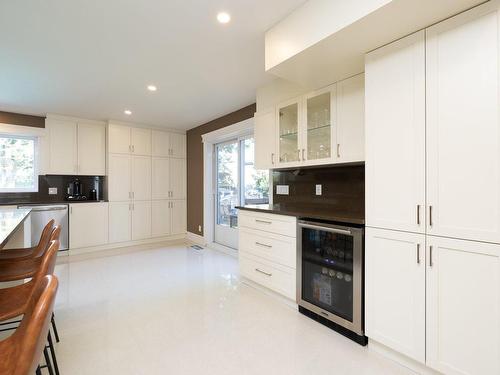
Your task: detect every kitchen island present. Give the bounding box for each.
[0,208,31,249]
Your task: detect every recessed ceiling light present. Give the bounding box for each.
[217,12,231,24]
[147,85,157,92]
[124,110,132,115]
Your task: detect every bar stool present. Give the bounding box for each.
[0,275,58,375]
[0,219,54,260]
[0,241,61,375]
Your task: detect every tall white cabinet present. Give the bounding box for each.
[365,3,500,374]
[107,123,187,244]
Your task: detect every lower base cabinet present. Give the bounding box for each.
[69,203,109,249]
[426,236,500,375]
[366,227,500,375]
[151,200,186,237]
[365,228,426,363]
[131,201,151,240]
[109,202,131,243]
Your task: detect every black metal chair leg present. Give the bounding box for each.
[36,366,42,375]
[47,331,60,375]
[51,313,60,343]
[43,346,55,375]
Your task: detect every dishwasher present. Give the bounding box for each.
[18,204,69,251]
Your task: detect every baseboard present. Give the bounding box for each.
[368,340,439,375]
[64,234,187,257]
[186,231,206,246]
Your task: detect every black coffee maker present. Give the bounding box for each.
[66,178,87,201]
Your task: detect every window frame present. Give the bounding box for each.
[0,134,39,193]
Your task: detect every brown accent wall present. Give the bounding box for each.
[187,104,256,235]
[0,111,45,128]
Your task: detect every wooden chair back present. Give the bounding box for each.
[32,220,55,258]
[0,275,58,375]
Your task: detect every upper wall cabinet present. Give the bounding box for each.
[254,108,277,170]
[46,118,106,175]
[152,130,186,158]
[108,124,151,156]
[365,31,426,234]
[425,3,500,244]
[256,74,365,170]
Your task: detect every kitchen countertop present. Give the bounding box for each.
[236,204,365,225]
[0,208,32,248]
[0,200,108,206]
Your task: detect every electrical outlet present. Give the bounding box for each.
[276,185,289,195]
[315,184,322,196]
[198,225,202,233]
[48,187,58,195]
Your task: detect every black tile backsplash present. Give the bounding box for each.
[272,164,365,218]
[0,175,106,205]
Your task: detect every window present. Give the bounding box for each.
[241,137,269,206]
[0,135,38,192]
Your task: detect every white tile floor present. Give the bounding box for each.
[53,242,414,375]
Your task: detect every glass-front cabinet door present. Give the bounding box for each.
[305,85,335,162]
[277,99,300,165]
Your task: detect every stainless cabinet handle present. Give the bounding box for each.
[255,219,272,224]
[416,243,420,264]
[255,242,272,248]
[255,268,272,277]
[132,145,135,153]
[70,206,73,214]
[429,205,433,227]
[429,245,433,267]
[132,191,135,199]
[417,205,420,225]
[302,148,305,160]
[271,153,274,165]
[337,144,340,158]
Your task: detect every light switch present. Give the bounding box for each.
[276,185,289,195]
[48,187,58,195]
[315,184,322,195]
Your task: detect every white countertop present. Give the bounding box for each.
[0,208,31,248]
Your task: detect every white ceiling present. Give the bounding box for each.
[0,0,305,130]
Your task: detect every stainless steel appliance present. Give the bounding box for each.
[66,178,87,201]
[297,220,366,344]
[19,204,69,251]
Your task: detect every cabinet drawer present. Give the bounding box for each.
[239,254,296,300]
[239,228,296,269]
[238,211,296,237]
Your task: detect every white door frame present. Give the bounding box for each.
[202,118,254,254]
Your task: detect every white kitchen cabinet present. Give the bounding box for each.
[108,124,151,156]
[131,127,151,156]
[131,201,151,240]
[169,158,186,199]
[169,133,186,158]
[365,228,426,363]
[303,84,336,164]
[108,124,131,154]
[46,119,78,174]
[426,3,500,244]
[276,97,302,167]
[170,200,187,235]
[108,202,131,243]
[426,235,500,375]
[69,203,108,249]
[365,31,426,233]
[336,74,365,163]
[108,154,131,201]
[152,157,169,200]
[151,200,171,237]
[254,108,276,170]
[152,130,170,157]
[131,156,151,201]
[77,123,106,176]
